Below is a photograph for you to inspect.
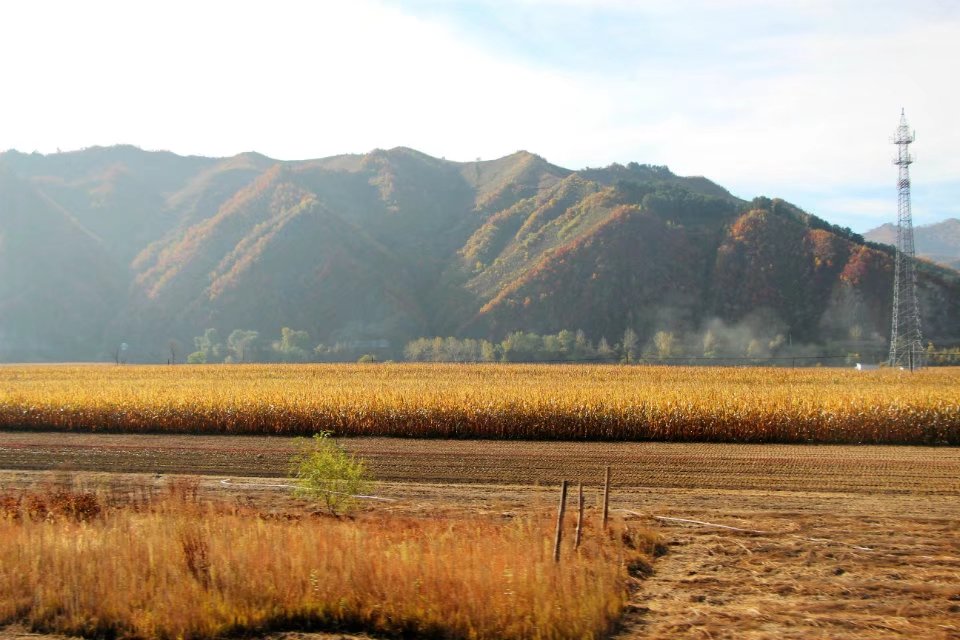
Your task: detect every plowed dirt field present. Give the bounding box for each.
[1,432,958,639]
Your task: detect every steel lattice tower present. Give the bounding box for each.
[888,109,924,370]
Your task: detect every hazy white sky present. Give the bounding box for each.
[2,0,957,231]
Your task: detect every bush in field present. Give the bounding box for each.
[290,432,373,515]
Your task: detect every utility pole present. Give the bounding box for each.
[888,109,924,370]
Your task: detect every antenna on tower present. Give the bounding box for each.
[888,109,924,370]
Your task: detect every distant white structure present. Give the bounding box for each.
[855,363,880,371]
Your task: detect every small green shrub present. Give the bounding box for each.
[290,432,373,515]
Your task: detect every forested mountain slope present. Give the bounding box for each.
[1,145,957,361]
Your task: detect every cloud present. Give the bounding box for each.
[818,198,892,219]
[1,0,957,232]
[777,179,960,232]
[0,0,616,163]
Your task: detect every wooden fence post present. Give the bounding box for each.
[575,482,584,549]
[554,480,568,562]
[602,465,611,529]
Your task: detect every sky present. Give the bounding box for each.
[1,0,958,232]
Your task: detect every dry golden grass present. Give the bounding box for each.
[1,364,958,444]
[0,485,654,640]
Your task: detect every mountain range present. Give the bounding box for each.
[1,145,958,362]
[865,218,960,271]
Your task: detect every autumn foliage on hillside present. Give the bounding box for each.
[473,204,705,340]
[2,145,958,361]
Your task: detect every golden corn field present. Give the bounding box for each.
[0,364,958,444]
[0,485,653,639]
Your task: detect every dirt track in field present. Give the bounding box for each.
[1,432,959,495]
[1,431,958,639]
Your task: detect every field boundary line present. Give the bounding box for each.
[618,509,873,551]
[218,478,397,502]
[652,515,768,534]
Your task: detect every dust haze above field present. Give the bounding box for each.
[1,145,959,362]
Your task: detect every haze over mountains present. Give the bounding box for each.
[1,145,958,362]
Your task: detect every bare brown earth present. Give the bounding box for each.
[1,432,958,639]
